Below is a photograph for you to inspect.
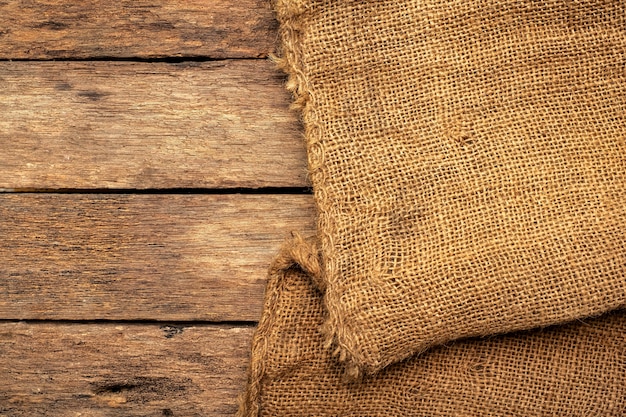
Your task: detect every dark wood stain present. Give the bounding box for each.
[35,20,69,30]
[77,90,108,101]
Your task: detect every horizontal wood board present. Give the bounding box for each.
[0,60,307,190]
[0,194,316,321]
[0,0,277,59]
[0,322,253,416]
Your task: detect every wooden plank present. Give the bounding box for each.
[0,60,307,189]
[0,193,316,321]
[0,322,252,416]
[0,0,277,59]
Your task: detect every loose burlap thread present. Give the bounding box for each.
[239,235,626,417]
[273,0,626,375]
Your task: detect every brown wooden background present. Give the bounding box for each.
[0,1,314,415]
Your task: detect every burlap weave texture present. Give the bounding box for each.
[238,240,626,417]
[275,0,626,374]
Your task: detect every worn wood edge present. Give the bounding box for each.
[0,321,253,416]
[0,60,307,189]
[0,0,278,59]
[0,193,316,321]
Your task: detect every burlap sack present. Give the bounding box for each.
[274,0,626,374]
[238,236,626,417]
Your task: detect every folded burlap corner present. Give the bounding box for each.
[271,0,626,376]
[238,236,626,416]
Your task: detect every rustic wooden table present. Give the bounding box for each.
[0,1,314,415]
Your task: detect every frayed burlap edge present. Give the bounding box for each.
[269,0,369,380]
[237,233,321,417]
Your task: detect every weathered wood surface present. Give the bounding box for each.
[0,1,302,413]
[0,194,315,321]
[0,322,253,416]
[0,60,307,190]
[0,0,277,59]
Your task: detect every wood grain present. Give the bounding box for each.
[0,321,253,416]
[0,0,277,59]
[0,60,307,190]
[0,193,316,321]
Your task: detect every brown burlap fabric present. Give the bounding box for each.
[239,237,626,416]
[274,0,626,374]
